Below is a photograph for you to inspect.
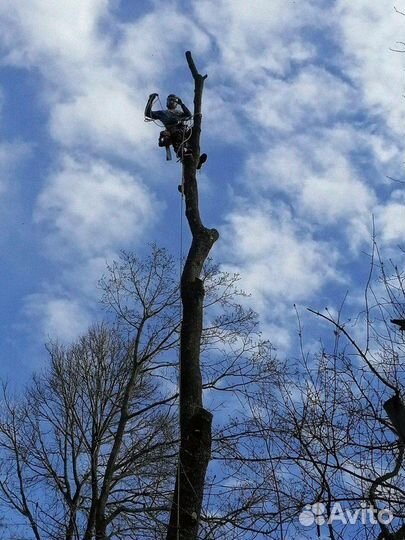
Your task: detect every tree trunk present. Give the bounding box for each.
[166,51,219,540]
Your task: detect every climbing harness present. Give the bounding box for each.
[157,119,193,162]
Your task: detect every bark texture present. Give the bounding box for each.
[166,51,219,540]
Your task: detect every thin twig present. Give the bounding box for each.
[307,308,398,393]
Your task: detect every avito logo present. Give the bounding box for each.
[299,501,393,527]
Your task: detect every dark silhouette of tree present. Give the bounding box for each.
[0,245,273,540]
[0,323,176,540]
[209,247,405,540]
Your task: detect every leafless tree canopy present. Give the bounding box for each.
[203,252,405,540]
[0,245,277,540]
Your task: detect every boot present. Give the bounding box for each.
[197,153,207,170]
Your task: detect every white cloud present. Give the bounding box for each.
[203,88,247,145]
[23,293,92,343]
[190,0,321,148]
[245,67,355,134]
[245,129,376,229]
[334,1,405,137]
[115,7,210,83]
[375,199,405,245]
[0,1,110,75]
[34,155,157,258]
[300,169,373,225]
[0,0,146,159]
[48,79,148,158]
[241,119,404,253]
[367,133,400,166]
[193,0,318,83]
[221,204,340,310]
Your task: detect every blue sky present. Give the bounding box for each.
[0,0,403,386]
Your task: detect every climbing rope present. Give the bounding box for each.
[176,166,185,540]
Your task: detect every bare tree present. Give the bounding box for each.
[210,248,405,540]
[0,243,275,540]
[0,247,184,540]
[0,323,177,540]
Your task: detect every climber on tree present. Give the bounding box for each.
[144,93,207,168]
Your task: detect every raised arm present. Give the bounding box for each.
[145,93,158,119]
[177,97,192,118]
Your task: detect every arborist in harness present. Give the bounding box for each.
[144,93,207,169]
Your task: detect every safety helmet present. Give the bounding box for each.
[166,94,179,107]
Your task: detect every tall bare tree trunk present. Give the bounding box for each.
[166,51,219,540]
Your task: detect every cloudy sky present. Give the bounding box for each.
[0,0,403,382]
